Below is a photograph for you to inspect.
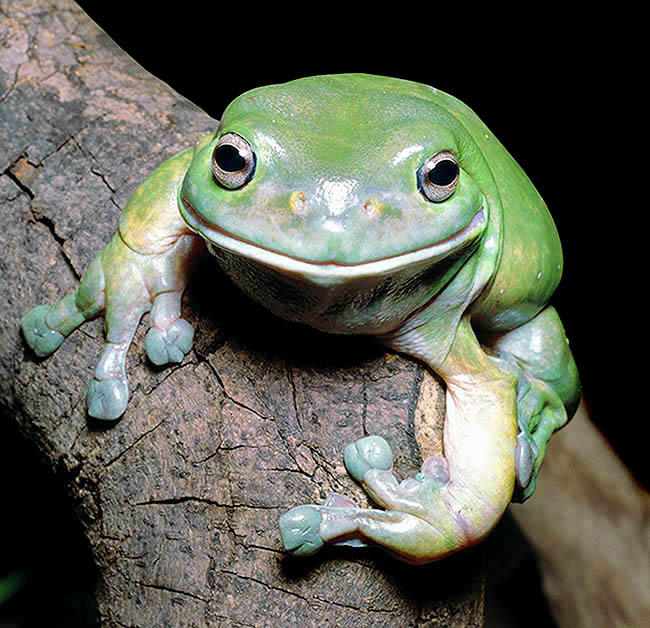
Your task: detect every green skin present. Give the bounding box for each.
[22,74,579,564]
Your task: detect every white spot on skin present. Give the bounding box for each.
[392,144,423,165]
[320,179,357,216]
[322,219,345,233]
[258,134,285,157]
[537,271,543,280]
[484,236,497,252]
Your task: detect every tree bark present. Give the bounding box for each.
[0,2,485,626]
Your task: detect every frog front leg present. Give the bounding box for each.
[86,231,204,419]
[21,147,207,420]
[280,316,519,564]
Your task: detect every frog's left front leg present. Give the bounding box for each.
[280,316,519,564]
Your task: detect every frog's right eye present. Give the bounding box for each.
[211,133,256,189]
[417,150,460,203]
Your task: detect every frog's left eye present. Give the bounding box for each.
[212,133,256,189]
[417,151,460,202]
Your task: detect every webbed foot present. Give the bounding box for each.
[145,318,194,365]
[512,377,567,502]
[21,305,65,357]
[515,430,538,492]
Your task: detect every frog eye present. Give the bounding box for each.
[417,151,460,202]
[212,133,256,189]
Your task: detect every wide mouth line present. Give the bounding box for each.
[179,194,486,277]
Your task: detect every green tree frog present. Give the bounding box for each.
[21,74,580,564]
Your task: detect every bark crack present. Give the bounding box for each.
[4,164,35,199]
[133,580,209,604]
[103,419,165,469]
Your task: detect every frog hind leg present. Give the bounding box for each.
[481,306,580,501]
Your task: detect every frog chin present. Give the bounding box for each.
[180,195,486,284]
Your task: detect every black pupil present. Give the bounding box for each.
[428,159,458,186]
[214,144,246,172]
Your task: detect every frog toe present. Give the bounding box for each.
[145,319,194,366]
[343,435,393,483]
[323,493,359,508]
[87,377,129,421]
[279,505,324,557]
[513,431,539,502]
[21,305,65,357]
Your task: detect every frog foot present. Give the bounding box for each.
[515,430,538,492]
[280,435,473,564]
[145,319,194,366]
[280,436,399,558]
[87,376,129,421]
[512,379,567,502]
[280,494,364,557]
[279,505,324,557]
[21,305,65,357]
[343,435,394,482]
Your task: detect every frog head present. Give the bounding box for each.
[179,74,492,333]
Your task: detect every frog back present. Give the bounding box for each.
[425,87,563,332]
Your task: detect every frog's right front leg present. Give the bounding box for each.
[21,145,208,420]
[22,231,205,420]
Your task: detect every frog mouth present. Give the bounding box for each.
[179,194,487,281]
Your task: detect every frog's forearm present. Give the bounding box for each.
[435,316,517,540]
[362,318,516,553]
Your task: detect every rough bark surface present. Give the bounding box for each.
[0,2,485,626]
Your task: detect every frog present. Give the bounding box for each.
[21,74,580,565]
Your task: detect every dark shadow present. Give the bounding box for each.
[0,412,99,628]
[186,261,384,370]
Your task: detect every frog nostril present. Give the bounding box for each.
[289,191,308,214]
[363,198,380,217]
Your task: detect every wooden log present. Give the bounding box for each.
[0,2,485,626]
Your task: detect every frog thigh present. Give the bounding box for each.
[480,306,580,501]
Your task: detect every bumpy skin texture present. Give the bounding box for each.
[21,74,580,564]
